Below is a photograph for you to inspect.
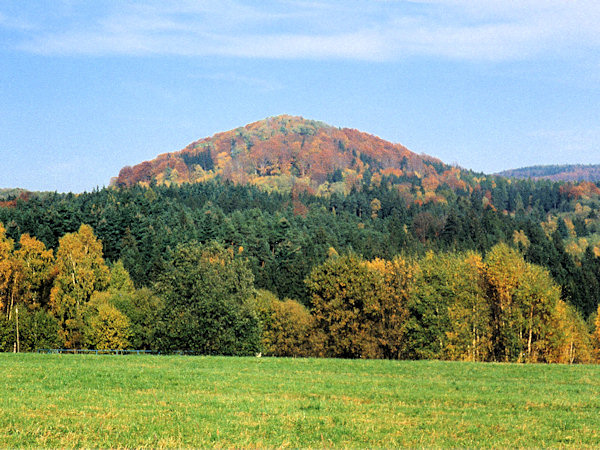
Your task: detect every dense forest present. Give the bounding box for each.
[2,116,600,361]
[1,177,600,362]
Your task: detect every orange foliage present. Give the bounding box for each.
[0,192,30,209]
[560,182,600,199]
[113,115,449,194]
[421,175,440,192]
[440,168,467,190]
[381,168,404,178]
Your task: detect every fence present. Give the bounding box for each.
[36,349,155,355]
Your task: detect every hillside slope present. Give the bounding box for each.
[114,115,455,194]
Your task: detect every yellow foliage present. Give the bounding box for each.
[564,240,583,258]
[261,297,315,357]
[444,252,491,362]
[49,224,110,348]
[547,300,593,364]
[593,305,600,360]
[85,293,131,350]
[484,244,564,362]
[370,198,381,219]
[512,230,530,248]
[216,151,231,170]
[14,233,54,310]
[563,217,576,237]
[541,216,557,237]
[0,222,22,318]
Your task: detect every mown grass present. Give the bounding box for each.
[1,353,599,448]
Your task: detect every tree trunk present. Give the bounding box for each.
[15,305,20,353]
[569,339,574,364]
[8,282,14,321]
[527,305,534,359]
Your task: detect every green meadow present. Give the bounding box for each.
[1,354,599,448]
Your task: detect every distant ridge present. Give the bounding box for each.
[497,164,600,182]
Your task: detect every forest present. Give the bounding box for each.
[497,164,600,182]
[1,172,600,362]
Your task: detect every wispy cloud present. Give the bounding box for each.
[0,11,34,30]
[197,72,284,92]
[529,127,600,160]
[4,0,600,62]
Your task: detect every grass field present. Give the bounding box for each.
[1,354,599,448]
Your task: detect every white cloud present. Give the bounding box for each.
[7,0,600,62]
[0,11,34,30]
[196,72,284,92]
[529,128,600,158]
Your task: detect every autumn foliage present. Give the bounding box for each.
[0,219,599,363]
[114,115,445,194]
[0,224,135,351]
[304,246,595,363]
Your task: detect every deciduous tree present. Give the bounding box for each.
[155,241,260,355]
[444,252,492,362]
[0,223,21,320]
[49,224,110,348]
[307,254,382,358]
[260,295,315,357]
[84,293,131,350]
[14,233,54,310]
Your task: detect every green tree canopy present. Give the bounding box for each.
[155,241,260,355]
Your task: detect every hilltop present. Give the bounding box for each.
[114,115,461,195]
[0,188,28,200]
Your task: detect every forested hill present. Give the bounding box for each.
[4,117,600,361]
[0,188,29,200]
[114,115,452,194]
[497,164,600,182]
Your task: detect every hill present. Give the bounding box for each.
[497,164,600,182]
[0,188,31,208]
[4,126,600,358]
[114,115,458,195]
[0,188,28,200]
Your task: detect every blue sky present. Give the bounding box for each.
[1,1,599,192]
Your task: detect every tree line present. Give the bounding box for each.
[1,221,599,362]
